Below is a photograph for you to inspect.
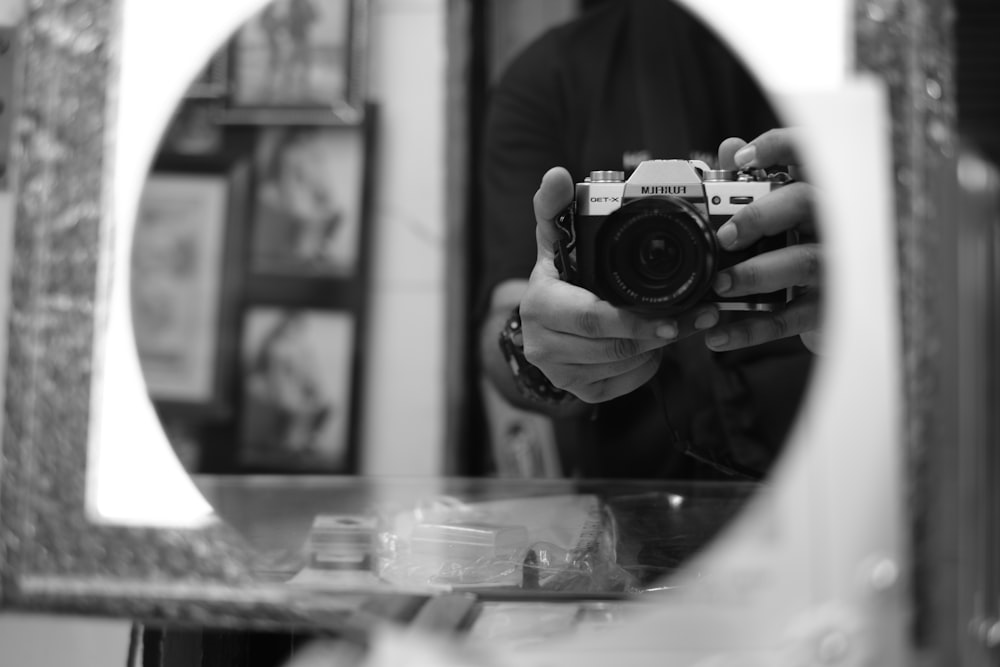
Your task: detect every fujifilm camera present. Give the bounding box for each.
[555,159,792,316]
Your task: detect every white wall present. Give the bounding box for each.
[360,0,448,476]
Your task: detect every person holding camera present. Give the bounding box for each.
[518,130,821,407]
[477,0,817,480]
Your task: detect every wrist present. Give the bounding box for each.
[497,306,589,417]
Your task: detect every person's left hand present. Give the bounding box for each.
[706,128,822,353]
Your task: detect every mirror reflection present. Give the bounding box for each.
[129,0,817,625]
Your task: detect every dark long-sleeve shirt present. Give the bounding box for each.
[478,0,813,479]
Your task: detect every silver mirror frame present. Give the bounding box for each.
[0,0,349,628]
[856,0,965,661]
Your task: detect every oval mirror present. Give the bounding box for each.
[125,0,823,646]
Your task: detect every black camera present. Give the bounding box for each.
[555,159,791,316]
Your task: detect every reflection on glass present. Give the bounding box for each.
[132,0,372,476]
[477,0,815,487]
[128,0,816,631]
[201,476,755,598]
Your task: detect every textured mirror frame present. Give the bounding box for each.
[0,0,348,628]
[856,0,1000,663]
[0,0,966,659]
[856,0,974,662]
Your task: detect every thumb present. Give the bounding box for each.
[533,166,575,265]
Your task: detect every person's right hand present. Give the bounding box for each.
[518,167,721,404]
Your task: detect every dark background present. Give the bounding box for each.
[956,0,1000,164]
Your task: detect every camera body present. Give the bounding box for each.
[555,159,791,316]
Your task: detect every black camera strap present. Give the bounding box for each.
[553,204,577,283]
[648,378,763,482]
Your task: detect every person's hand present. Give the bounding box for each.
[708,128,822,353]
[518,167,721,404]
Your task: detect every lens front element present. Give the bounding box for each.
[598,198,717,314]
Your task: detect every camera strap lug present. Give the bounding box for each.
[554,203,578,282]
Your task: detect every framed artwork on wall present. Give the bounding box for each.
[249,125,365,277]
[131,173,232,405]
[233,107,377,474]
[223,0,370,125]
[131,107,377,475]
[238,306,358,472]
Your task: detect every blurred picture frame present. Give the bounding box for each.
[131,163,250,414]
[223,0,370,125]
[249,125,365,277]
[131,173,229,403]
[160,100,226,157]
[185,49,231,100]
[238,306,357,472]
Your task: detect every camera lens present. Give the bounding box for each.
[636,234,681,282]
[596,198,717,314]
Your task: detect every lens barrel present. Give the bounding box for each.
[595,198,717,314]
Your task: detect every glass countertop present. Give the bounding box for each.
[192,475,760,601]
